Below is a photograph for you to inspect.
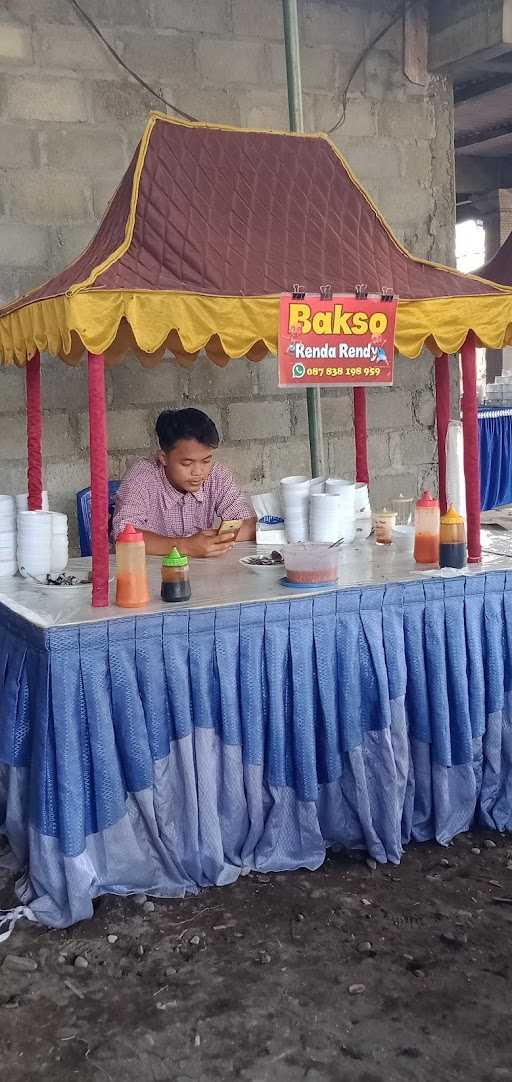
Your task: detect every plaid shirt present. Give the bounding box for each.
[112,457,254,540]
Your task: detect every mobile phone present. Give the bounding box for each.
[217,519,243,539]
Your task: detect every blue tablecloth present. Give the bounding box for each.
[479,407,512,510]
[1,573,512,928]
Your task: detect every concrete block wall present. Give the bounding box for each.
[0,0,454,549]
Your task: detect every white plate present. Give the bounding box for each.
[239,556,283,575]
[27,575,115,590]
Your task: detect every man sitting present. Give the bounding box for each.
[112,408,256,558]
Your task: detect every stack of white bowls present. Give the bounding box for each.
[16,491,49,513]
[50,512,69,573]
[0,495,17,578]
[280,475,311,542]
[310,480,356,544]
[17,510,53,579]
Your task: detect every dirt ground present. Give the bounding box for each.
[1,830,512,1082]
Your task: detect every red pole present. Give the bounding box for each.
[87,353,110,607]
[434,353,450,514]
[25,350,43,511]
[353,387,369,485]
[460,333,481,563]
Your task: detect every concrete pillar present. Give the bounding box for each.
[480,189,512,381]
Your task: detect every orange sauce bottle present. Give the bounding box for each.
[115,524,150,607]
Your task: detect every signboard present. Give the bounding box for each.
[278,293,398,387]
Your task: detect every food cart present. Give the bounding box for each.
[2,114,512,929]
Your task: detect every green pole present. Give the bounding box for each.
[282,0,325,477]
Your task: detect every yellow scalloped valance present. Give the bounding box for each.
[1,288,512,368]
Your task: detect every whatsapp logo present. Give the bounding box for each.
[292,362,305,379]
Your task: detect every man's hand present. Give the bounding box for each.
[182,529,236,558]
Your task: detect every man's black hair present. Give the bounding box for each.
[155,408,220,453]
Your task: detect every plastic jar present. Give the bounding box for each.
[161,548,191,602]
[115,524,150,607]
[413,491,440,564]
[439,505,466,569]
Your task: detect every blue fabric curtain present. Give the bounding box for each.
[1,573,512,927]
[479,410,512,510]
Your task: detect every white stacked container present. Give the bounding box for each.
[0,495,17,577]
[50,512,69,573]
[17,510,53,579]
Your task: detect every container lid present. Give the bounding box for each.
[162,547,188,568]
[117,523,144,543]
[416,490,439,509]
[440,504,465,525]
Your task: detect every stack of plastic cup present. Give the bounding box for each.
[50,512,69,573]
[281,476,311,542]
[0,495,17,578]
[17,510,53,579]
[309,493,344,543]
[355,482,372,540]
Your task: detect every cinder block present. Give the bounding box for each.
[43,413,76,458]
[233,0,283,39]
[368,431,391,472]
[228,400,290,441]
[110,357,190,408]
[377,183,433,228]
[398,428,436,467]
[0,461,29,500]
[70,0,151,26]
[333,137,399,183]
[188,354,253,398]
[36,27,118,73]
[400,143,433,186]
[197,38,267,85]
[41,354,112,411]
[414,389,436,427]
[0,223,48,267]
[7,77,89,122]
[327,435,355,478]
[263,438,311,486]
[366,388,412,430]
[215,443,264,489]
[151,0,232,34]
[370,472,418,509]
[4,172,91,224]
[91,80,157,125]
[379,99,435,141]
[42,127,126,174]
[0,410,74,464]
[270,43,336,90]
[0,125,37,169]
[44,458,93,548]
[238,89,289,130]
[49,224,97,269]
[121,31,196,82]
[0,26,33,64]
[0,366,27,413]
[160,85,242,126]
[394,352,434,390]
[293,392,353,437]
[4,0,76,23]
[78,408,151,452]
[327,98,376,141]
[302,0,365,48]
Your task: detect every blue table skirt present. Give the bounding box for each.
[479,408,512,510]
[1,574,512,928]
